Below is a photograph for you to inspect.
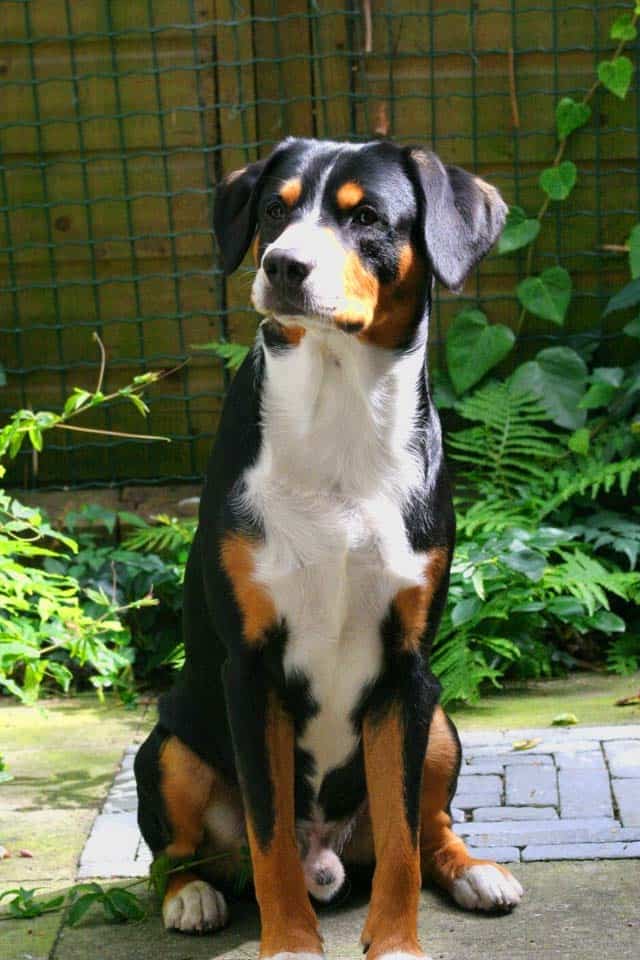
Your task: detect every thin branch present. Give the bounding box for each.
[54,423,170,442]
[92,331,107,396]
[508,48,520,129]
[361,0,373,53]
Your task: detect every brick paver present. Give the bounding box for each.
[79,725,640,876]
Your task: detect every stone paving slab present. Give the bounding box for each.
[49,862,640,960]
[78,727,640,877]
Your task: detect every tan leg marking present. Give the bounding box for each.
[220,533,277,647]
[420,707,522,910]
[159,735,215,859]
[361,706,424,959]
[246,693,322,958]
[394,547,449,653]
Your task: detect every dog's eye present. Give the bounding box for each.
[353,205,378,226]
[265,199,287,221]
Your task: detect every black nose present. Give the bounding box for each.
[314,868,335,887]
[263,250,311,289]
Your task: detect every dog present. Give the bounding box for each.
[134,137,523,960]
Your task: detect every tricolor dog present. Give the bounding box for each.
[135,137,523,960]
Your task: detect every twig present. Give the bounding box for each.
[361,0,372,54]
[92,331,107,396]
[508,48,520,129]
[600,243,629,253]
[54,423,170,442]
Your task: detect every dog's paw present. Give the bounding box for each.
[263,954,325,960]
[451,864,523,912]
[162,879,228,933]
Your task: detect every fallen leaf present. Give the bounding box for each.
[552,713,579,726]
[615,692,640,707]
[512,738,542,751]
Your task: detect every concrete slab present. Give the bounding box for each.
[49,862,640,960]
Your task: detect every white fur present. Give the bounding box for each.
[377,953,432,960]
[162,879,228,933]
[451,864,523,912]
[203,799,245,847]
[263,954,324,960]
[241,326,426,791]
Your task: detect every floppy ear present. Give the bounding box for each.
[213,159,269,274]
[408,149,507,292]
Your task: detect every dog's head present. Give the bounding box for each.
[214,138,506,348]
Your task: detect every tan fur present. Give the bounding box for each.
[361,707,424,959]
[159,736,215,859]
[247,693,322,958]
[395,546,449,653]
[280,177,302,207]
[220,533,277,646]
[336,181,365,209]
[420,706,514,890]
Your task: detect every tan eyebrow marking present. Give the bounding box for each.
[336,181,365,209]
[279,177,302,207]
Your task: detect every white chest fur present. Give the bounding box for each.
[241,325,426,791]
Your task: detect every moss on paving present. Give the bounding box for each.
[0,695,152,960]
[450,670,640,731]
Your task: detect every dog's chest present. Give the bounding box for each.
[243,331,425,790]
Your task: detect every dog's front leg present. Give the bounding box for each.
[361,696,433,960]
[225,665,322,960]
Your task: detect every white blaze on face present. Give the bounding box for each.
[251,217,353,321]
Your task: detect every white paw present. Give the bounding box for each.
[451,864,523,912]
[162,879,228,933]
[263,954,325,960]
[377,954,433,960]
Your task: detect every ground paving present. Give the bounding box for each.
[81,724,640,877]
[2,687,640,959]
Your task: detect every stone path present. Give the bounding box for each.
[78,724,640,878]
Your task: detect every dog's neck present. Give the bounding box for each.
[255,318,428,501]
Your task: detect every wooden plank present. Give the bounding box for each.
[252,0,314,147]
[0,0,216,45]
[310,0,352,140]
[213,0,258,353]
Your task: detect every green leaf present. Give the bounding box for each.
[192,340,250,371]
[539,162,577,201]
[578,381,617,410]
[552,712,579,726]
[628,224,640,279]
[66,893,100,926]
[149,853,172,900]
[604,277,640,314]
[623,316,640,337]
[503,542,546,581]
[103,888,146,922]
[510,346,588,429]
[568,427,590,454]
[590,610,626,634]
[446,309,515,395]
[610,13,637,41]
[555,97,591,139]
[516,266,572,325]
[497,205,541,254]
[451,596,483,627]
[597,56,634,100]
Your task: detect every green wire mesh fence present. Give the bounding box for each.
[0,1,638,488]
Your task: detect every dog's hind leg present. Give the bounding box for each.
[420,706,523,912]
[134,728,231,934]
